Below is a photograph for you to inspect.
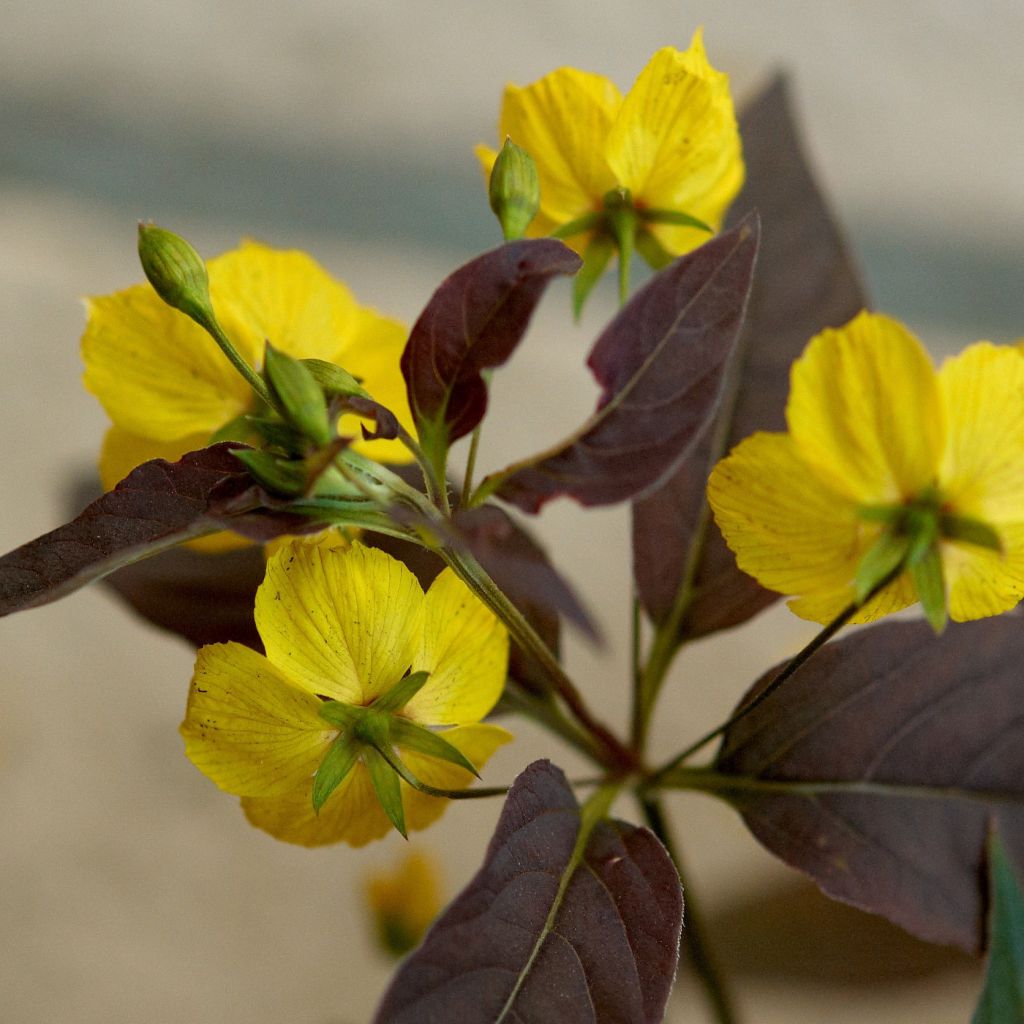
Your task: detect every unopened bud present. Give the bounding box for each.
[137,223,215,326]
[488,138,540,241]
[264,343,332,447]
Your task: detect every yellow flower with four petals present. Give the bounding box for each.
[709,311,1024,627]
[181,539,511,846]
[476,30,744,262]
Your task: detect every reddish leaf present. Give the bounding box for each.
[374,760,682,1024]
[631,77,867,636]
[0,444,316,619]
[707,616,1024,953]
[401,239,580,444]
[489,216,759,513]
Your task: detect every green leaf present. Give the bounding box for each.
[973,833,1024,1023]
[572,234,614,320]
[909,544,947,633]
[365,746,407,838]
[300,358,370,399]
[264,342,332,445]
[638,207,714,233]
[942,514,1003,553]
[854,530,908,604]
[312,736,359,813]
[374,671,431,714]
[243,416,308,454]
[390,719,480,778]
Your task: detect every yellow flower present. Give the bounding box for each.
[708,311,1024,626]
[365,848,443,957]
[81,238,414,494]
[475,29,744,260]
[180,538,511,846]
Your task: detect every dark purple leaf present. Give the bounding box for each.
[0,444,317,619]
[374,760,682,1024]
[631,77,867,636]
[489,216,759,513]
[342,395,401,443]
[401,239,580,444]
[707,615,1024,953]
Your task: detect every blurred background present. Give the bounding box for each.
[1,2,1021,1021]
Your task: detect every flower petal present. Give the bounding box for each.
[82,286,251,442]
[943,526,1024,622]
[405,569,509,726]
[401,723,513,832]
[786,312,943,504]
[938,343,1024,522]
[241,760,393,848]
[488,68,621,239]
[256,541,423,703]
[708,431,907,623]
[180,642,333,798]
[605,31,744,255]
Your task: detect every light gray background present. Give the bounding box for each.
[2,2,1021,1021]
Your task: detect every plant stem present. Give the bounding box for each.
[461,424,483,507]
[441,544,638,772]
[204,318,277,411]
[639,795,739,1024]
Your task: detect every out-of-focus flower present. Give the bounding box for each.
[709,311,1024,629]
[365,848,444,957]
[475,30,743,265]
[180,539,511,846]
[82,239,413,499]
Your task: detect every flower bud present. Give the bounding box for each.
[263,343,332,447]
[488,138,540,240]
[137,223,215,326]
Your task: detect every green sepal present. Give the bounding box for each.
[231,448,307,496]
[264,342,332,446]
[551,210,605,241]
[605,190,636,306]
[635,228,675,271]
[905,508,940,567]
[857,502,902,524]
[389,719,480,778]
[137,223,215,327]
[637,207,714,234]
[972,832,1024,1024]
[488,138,541,241]
[312,736,359,813]
[941,513,1003,553]
[572,234,615,321]
[300,359,370,399]
[375,671,431,715]
[318,700,362,729]
[854,530,909,604]
[209,413,257,446]
[364,745,407,838]
[910,544,947,634]
[244,416,309,455]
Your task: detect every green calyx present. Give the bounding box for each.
[312,670,478,836]
[855,487,1003,633]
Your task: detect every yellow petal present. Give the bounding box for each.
[709,431,891,623]
[255,540,423,703]
[241,760,394,848]
[605,31,744,255]
[82,287,251,442]
[492,69,621,239]
[938,343,1024,522]
[180,642,333,798]
[943,525,1024,621]
[99,426,252,554]
[786,312,943,504]
[401,723,513,832]
[405,569,509,726]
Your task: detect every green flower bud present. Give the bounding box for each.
[488,138,540,241]
[263,343,332,447]
[137,223,215,327]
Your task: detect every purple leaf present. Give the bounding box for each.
[374,760,682,1024]
[401,239,580,444]
[0,444,317,619]
[711,615,1024,953]
[632,76,868,636]
[489,216,759,513]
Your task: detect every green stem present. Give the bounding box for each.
[461,424,483,508]
[440,545,638,772]
[204,317,277,411]
[639,796,739,1024]
[498,687,607,766]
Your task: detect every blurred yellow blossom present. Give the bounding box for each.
[180,539,511,846]
[709,312,1024,628]
[476,30,744,263]
[365,849,444,957]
